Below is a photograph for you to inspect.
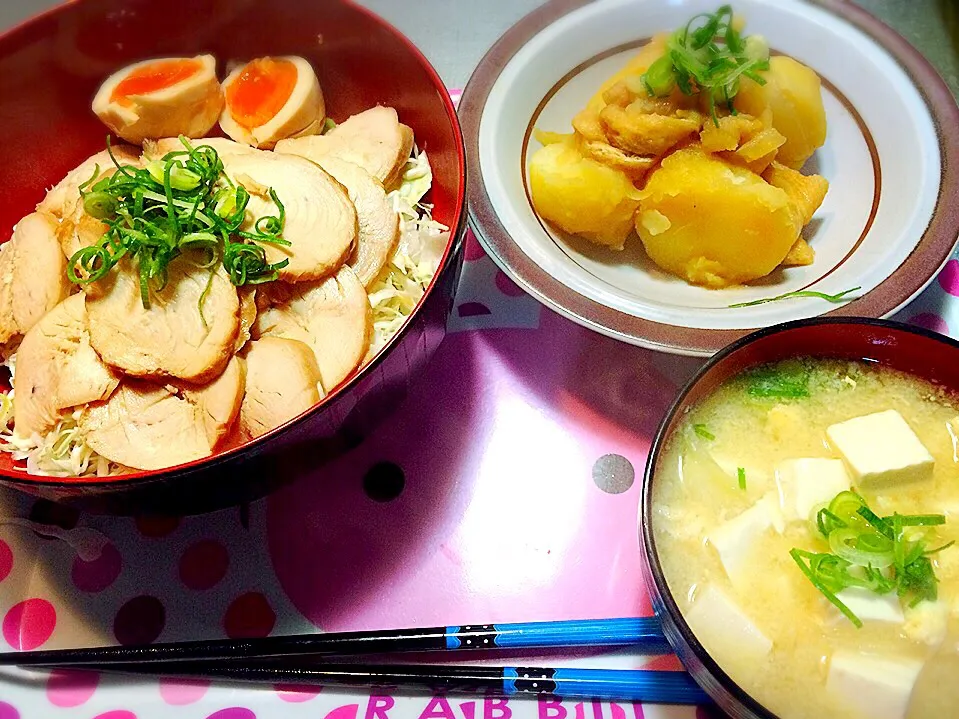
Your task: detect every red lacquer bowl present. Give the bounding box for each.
[0,0,467,514]
[640,317,959,719]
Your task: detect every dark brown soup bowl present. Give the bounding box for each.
[0,0,466,514]
[640,317,959,719]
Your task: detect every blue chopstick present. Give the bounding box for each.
[0,617,672,666]
[444,618,670,651]
[66,662,711,705]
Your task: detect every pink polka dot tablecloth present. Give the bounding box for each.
[1,88,958,718]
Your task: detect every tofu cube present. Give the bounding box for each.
[761,491,786,534]
[776,458,852,522]
[686,584,772,663]
[709,450,770,491]
[826,410,934,489]
[834,588,903,624]
[827,652,924,719]
[707,500,775,582]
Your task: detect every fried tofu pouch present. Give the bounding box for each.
[572,34,669,144]
[734,56,827,170]
[528,134,642,250]
[635,146,827,288]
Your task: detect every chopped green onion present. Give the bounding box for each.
[146,160,202,191]
[743,35,768,62]
[729,287,861,309]
[693,424,715,441]
[893,514,906,572]
[829,491,870,531]
[892,514,947,527]
[816,507,845,537]
[791,491,951,626]
[737,467,746,490]
[744,363,810,399]
[828,527,894,569]
[638,5,770,125]
[68,135,288,309]
[643,54,677,97]
[790,548,862,628]
[856,506,894,539]
[83,190,118,220]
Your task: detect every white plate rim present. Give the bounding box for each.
[461,0,959,356]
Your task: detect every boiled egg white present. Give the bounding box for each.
[219,56,325,149]
[92,55,223,145]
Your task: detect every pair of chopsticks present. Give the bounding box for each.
[0,618,709,704]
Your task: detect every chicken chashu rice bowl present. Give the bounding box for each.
[0,53,449,478]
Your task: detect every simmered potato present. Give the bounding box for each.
[527,25,829,286]
[735,56,827,170]
[529,135,642,250]
[635,146,803,287]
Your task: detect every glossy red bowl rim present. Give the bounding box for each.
[639,317,959,719]
[0,0,468,488]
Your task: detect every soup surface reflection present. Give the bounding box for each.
[652,358,959,719]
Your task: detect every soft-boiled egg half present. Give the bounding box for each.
[219,56,325,149]
[92,55,223,145]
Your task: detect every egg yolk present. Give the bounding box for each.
[226,58,298,129]
[111,59,203,105]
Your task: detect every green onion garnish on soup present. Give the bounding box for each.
[790,490,951,627]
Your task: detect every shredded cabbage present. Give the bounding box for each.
[368,149,449,355]
[0,148,449,478]
[0,355,118,477]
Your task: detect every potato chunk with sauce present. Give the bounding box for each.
[635,146,804,288]
[735,56,827,170]
[528,135,642,250]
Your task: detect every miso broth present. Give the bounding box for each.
[652,358,959,719]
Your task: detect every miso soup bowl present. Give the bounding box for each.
[640,317,959,719]
[0,0,466,515]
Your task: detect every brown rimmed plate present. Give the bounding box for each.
[461,0,959,356]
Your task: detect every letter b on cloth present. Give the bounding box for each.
[484,698,511,719]
[538,698,566,719]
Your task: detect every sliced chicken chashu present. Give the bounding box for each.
[37,145,142,220]
[275,106,414,189]
[57,211,106,264]
[234,286,258,354]
[143,136,257,161]
[79,356,245,471]
[86,260,239,383]
[0,212,69,345]
[221,152,356,282]
[254,266,371,393]
[239,337,322,440]
[313,157,399,287]
[13,294,120,439]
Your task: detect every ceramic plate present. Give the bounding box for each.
[462,0,959,356]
